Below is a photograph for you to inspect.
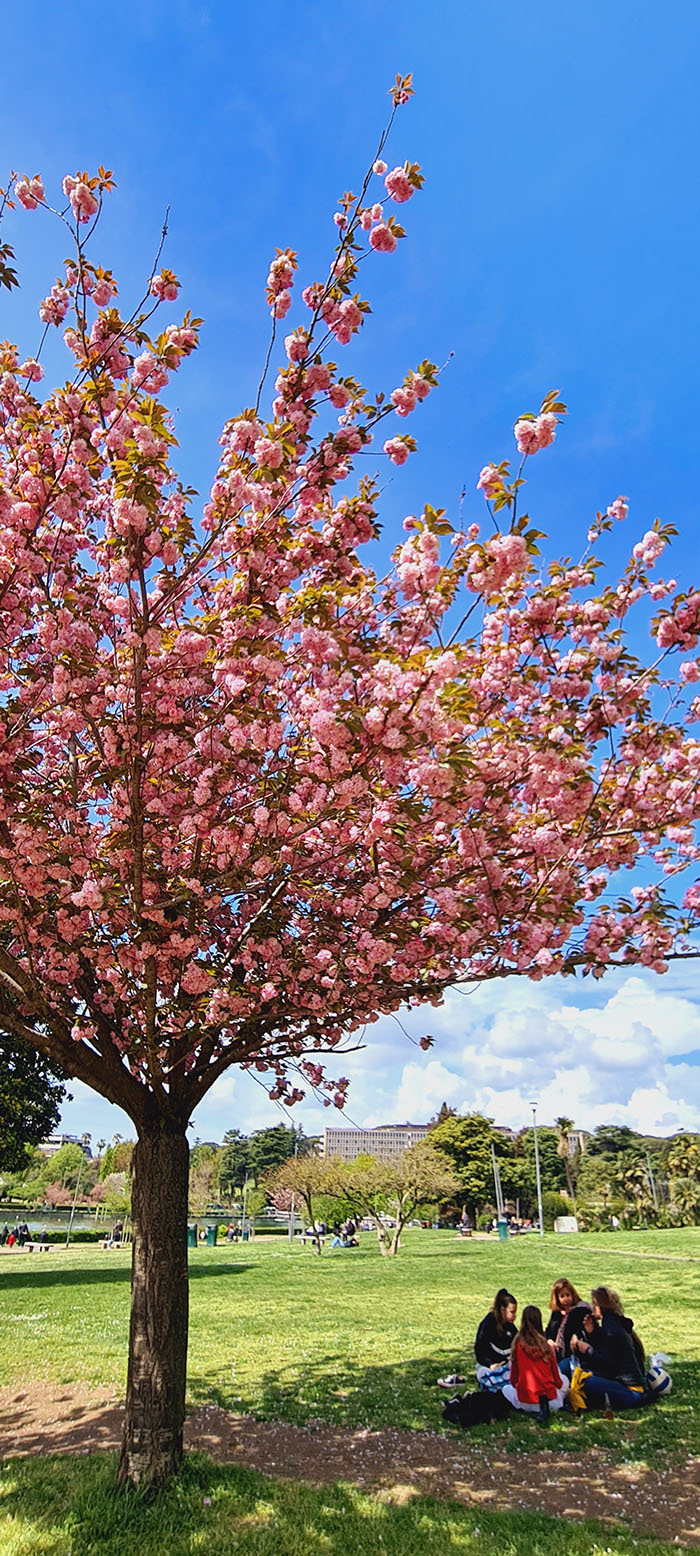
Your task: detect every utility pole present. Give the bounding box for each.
[288,1138,299,1243]
[491,1140,504,1217]
[65,1134,90,1249]
[531,1105,544,1237]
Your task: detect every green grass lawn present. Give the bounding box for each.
[0,1451,690,1556]
[1,1227,698,1466]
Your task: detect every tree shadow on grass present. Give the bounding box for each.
[192,1347,700,1465]
[0,1450,682,1556]
[0,1257,251,1291]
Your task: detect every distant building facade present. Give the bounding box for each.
[321,1123,429,1163]
[37,1132,91,1158]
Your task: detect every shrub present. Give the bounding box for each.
[541,1191,571,1229]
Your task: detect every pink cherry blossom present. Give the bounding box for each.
[514,412,558,456]
[150,271,180,302]
[369,223,397,254]
[92,278,117,306]
[19,359,43,382]
[63,175,99,223]
[272,289,291,319]
[15,175,45,210]
[254,436,284,469]
[384,166,414,202]
[284,328,308,362]
[477,464,501,499]
[391,386,417,417]
[384,436,410,464]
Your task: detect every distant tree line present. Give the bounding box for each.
[424,1109,700,1230]
[3,1099,700,1232]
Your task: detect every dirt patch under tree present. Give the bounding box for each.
[1,1381,698,1546]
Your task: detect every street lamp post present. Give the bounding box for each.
[531,1105,544,1238]
[288,1138,299,1243]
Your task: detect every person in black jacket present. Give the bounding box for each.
[570,1286,648,1410]
[545,1278,592,1378]
[474,1287,518,1389]
[438,1286,517,1391]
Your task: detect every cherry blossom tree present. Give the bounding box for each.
[1,74,699,1485]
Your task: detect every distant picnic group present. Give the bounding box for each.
[440,1279,671,1428]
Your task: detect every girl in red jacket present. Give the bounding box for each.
[502,1305,570,1423]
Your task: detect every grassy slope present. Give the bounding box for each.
[0,1452,690,1556]
[2,1227,698,1461]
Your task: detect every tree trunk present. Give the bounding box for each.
[375,1224,391,1256]
[117,1119,189,1489]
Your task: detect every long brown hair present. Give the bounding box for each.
[550,1278,583,1312]
[591,1286,645,1367]
[591,1286,624,1317]
[513,1304,550,1360]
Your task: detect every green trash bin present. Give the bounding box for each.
[497,1218,509,1241]
[187,1224,197,1248]
[242,1228,249,1242]
[205,1224,217,1247]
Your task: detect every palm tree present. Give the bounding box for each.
[670,1175,700,1226]
[617,1155,656,1225]
[554,1117,578,1215]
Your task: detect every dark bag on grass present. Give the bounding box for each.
[442,1390,512,1428]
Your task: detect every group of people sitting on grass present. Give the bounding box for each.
[440,1279,669,1428]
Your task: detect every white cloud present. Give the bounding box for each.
[395,1059,465,1121]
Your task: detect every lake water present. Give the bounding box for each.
[0,1207,104,1232]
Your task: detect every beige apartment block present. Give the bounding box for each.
[321,1123,429,1163]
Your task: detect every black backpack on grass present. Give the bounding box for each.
[443,1390,512,1428]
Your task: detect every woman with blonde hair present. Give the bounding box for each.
[570,1286,649,1411]
[502,1305,569,1424]
[545,1277,591,1377]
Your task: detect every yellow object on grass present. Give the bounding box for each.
[569,1365,592,1412]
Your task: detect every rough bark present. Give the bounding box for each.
[117,1119,189,1489]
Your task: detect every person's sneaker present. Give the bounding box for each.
[437,1373,466,1388]
[536,1395,550,1426]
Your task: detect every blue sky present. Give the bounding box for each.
[3,1,700,1146]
